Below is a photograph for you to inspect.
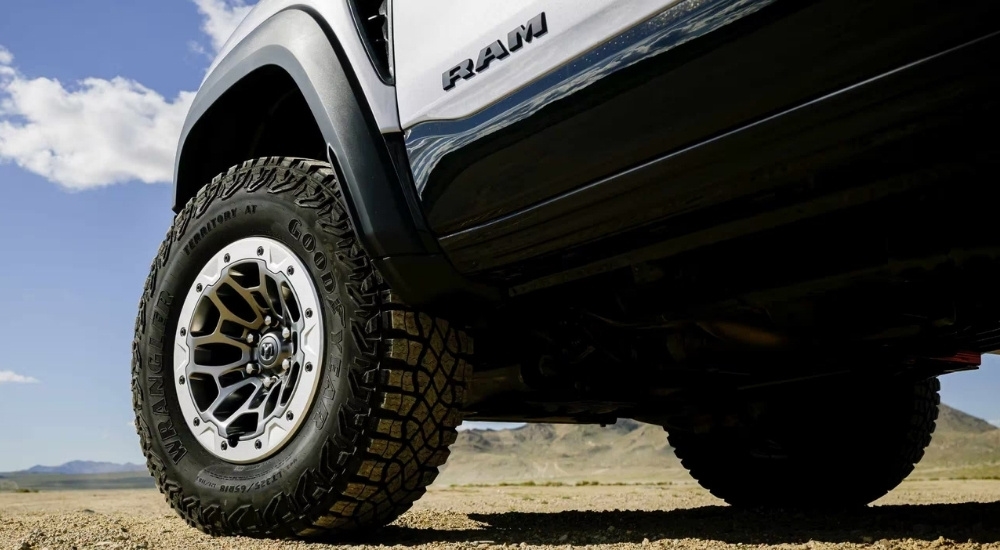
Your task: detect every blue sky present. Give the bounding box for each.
[0,1,997,472]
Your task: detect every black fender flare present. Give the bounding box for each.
[173,9,496,308]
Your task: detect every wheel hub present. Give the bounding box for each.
[173,237,324,463]
[256,332,287,370]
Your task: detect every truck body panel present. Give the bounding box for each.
[393,0,679,128]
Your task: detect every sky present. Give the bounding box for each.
[0,1,997,472]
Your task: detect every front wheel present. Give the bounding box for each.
[132,158,472,537]
[669,377,940,508]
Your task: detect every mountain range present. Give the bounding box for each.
[20,460,147,475]
[436,403,1000,485]
[9,405,998,485]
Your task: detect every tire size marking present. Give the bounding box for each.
[197,455,299,492]
[181,207,241,256]
[195,477,218,490]
[148,290,188,465]
[219,471,283,494]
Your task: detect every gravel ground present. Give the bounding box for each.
[1,480,999,550]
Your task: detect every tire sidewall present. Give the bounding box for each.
[669,377,938,507]
[136,168,370,515]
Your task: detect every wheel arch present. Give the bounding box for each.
[174,65,328,209]
[174,8,498,308]
[175,8,422,254]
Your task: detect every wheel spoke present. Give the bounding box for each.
[255,264,291,323]
[222,271,267,320]
[255,263,277,304]
[187,333,251,376]
[276,290,292,324]
[206,377,261,418]
[206,293,257,329]
[220,410,260,435]
[192,332,250,349]
[189,358,249,377]
[217,383,266,433]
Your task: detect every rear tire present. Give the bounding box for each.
[132,157,472,537]
[669,377,940,508]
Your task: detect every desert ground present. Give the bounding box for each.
[2,480,1000,550]
[4,406,998,549]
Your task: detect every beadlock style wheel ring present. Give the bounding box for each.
[173,237,324,463]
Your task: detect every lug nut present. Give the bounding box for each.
[281,358,291,372]
[281,327,291,340]
[286,412,294,421]
[246,363,259,375]
[264,315,272,326]
[262,376,275,389]
[246,333,256,344]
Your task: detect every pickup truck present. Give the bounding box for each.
[131,0,999,537]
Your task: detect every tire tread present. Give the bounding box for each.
[132,158,470,537]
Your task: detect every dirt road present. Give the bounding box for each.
[2,480,999,550]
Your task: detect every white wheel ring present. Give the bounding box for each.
[173,237,324,463]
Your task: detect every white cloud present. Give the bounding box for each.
[0,59,194,189]
[192,0,255,54]
[0,2,257,190]
[0,370,39,384]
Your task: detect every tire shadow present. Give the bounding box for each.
[343,502,1000,546]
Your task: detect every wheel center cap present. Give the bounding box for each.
[258,334,280,367]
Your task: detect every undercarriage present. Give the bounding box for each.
[465,180,998,425]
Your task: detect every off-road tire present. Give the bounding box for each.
[668,377,940,508]
[131,157,472,537]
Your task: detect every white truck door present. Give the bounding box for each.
[393,0,681,130]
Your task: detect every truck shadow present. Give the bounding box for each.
[349,501,1000,546]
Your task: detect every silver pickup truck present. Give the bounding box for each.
[132,0,999,537]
